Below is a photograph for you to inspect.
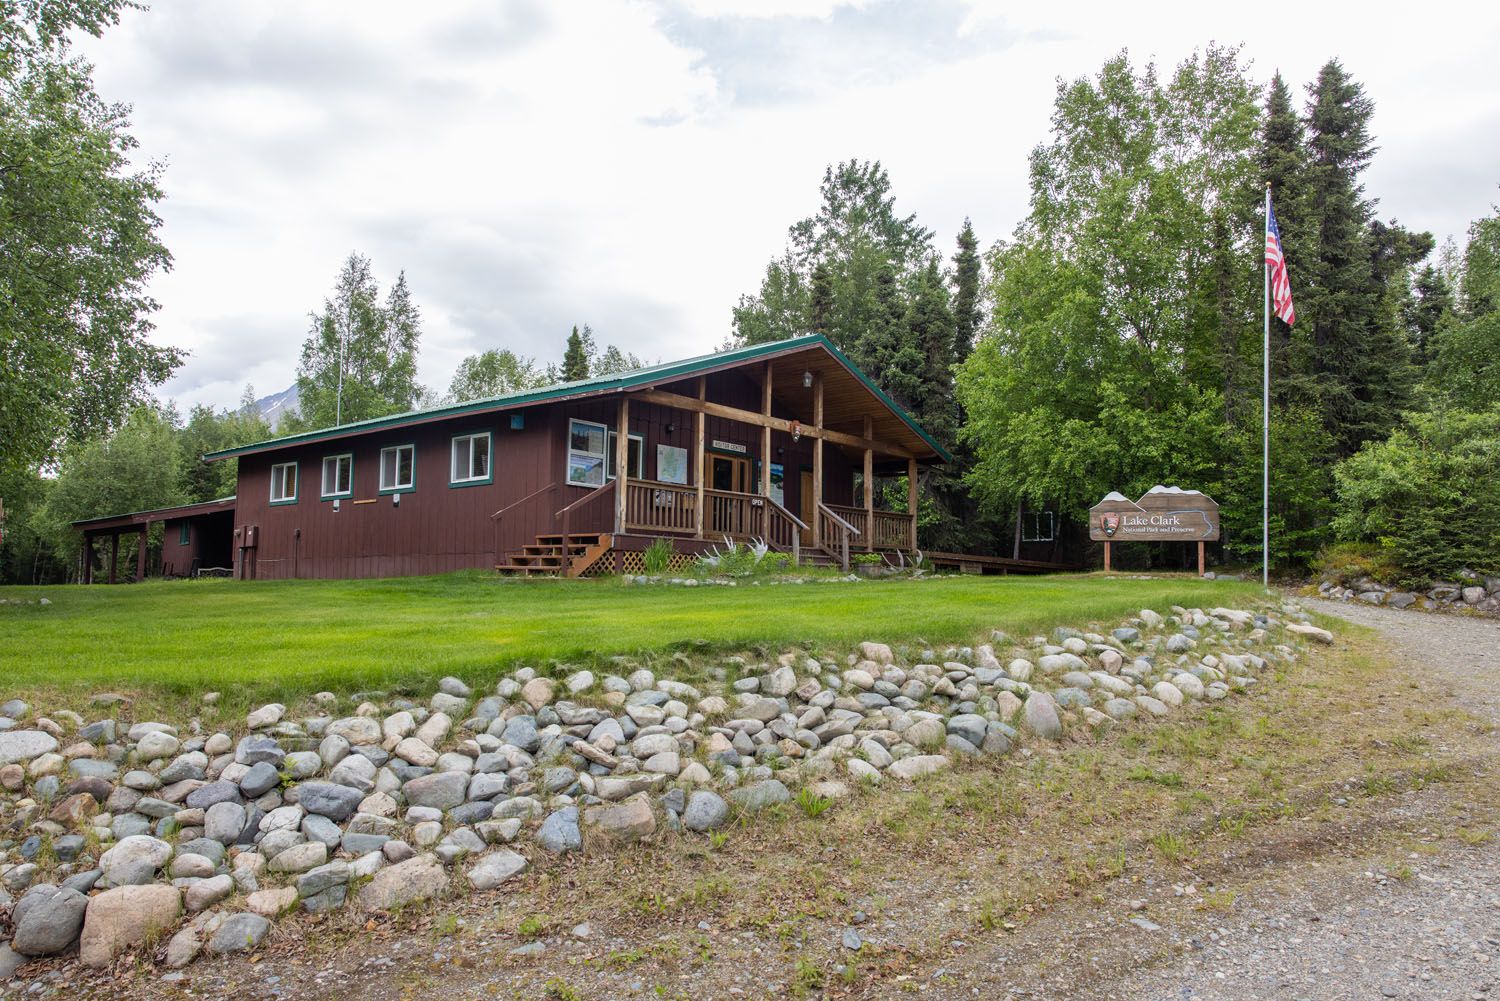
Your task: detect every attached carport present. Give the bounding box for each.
[72,497,236,583]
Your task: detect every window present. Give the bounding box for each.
[178,522,191,546]
[379,444,415,493]
[567,419,608,487]
[321,454,353,499]
[1022,510,1056,543]
[269,462,298,505]
[450,432,492,486]
[606,431,645,481]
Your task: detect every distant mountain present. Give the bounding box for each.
[251,384,299,424]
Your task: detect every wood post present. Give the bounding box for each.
[812,374,824,548]
[81,534,92,585]
[108,531,119,584]
[1104,541,1112,572]
[694,377,706,539]
[1197,540,1205,577]
[135,524,148,582]
[863,416,874,551]
[760,361,772,499]
[614,396,630,533]
[906,457,918,551]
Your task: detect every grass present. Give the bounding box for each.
[0,569,1260,704]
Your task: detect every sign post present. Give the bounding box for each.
[1089,486,1221,575]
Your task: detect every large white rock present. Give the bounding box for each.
[0,731,58,766]
[468,849,530,890]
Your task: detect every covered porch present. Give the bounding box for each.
[589,346,932,570]
[72,497,237,583]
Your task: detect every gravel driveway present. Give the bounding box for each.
[1075,600,1500,1001]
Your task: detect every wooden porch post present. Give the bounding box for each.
[812,374,824,548]
[906,458,918,551]
[81,534,92,584]
[863,416,874,551]
[694,377,706,539]
[108,531,119,584]
[759,361,772,499]
[135,523,148,581]
[614,396,630,534]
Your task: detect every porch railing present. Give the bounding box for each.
[827,504,915,552]
[818,503,860,572]
[622,479,805,563]
[491,480,560,556]
[624,480,696,535]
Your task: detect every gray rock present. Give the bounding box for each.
[536,807,582,854]
[945,713,988,747]
[301,813,344,848]
[238,760,281,797]
[468,849,530,890]
[295,781,363,822]
[1112,627,1140,643]
[438,676,472,698]
[1023,692,1063,739]
[283,751,323,779]
[99,834,172,885]
[12,885,89,956]
[403,771,468,810]
[295,859,350,898]
[1165,634,1194,654]
[185,780,242,811]
[356,853,448,911]
[235,735,285,767]
[683,791,729,832]
[727,779,790,812]
[208,913,270,954]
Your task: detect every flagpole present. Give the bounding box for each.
[1263,182,1271,589]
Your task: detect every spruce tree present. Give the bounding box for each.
[1405,264,1453,362]
[907,258,957,446]
[951,219,981,365]
[1257,73,1311,405]
[809,261,834,336]
[562,326,589,381]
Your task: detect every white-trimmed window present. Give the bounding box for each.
[450,432,492,485]
[1022,510,1056,543]
[321,454,352,498]
[379,444,415,493]
[269,462,298,504]
[607,431,645,481]
[567,419,608,487]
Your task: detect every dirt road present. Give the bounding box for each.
[1061,601,1500,1001]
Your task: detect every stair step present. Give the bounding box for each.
[494,565,560,576]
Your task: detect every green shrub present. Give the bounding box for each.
[1332,407,1500,585]
[642,537,674,575]
[1313,542,1402,586]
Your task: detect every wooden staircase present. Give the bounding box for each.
[496,533,613,578]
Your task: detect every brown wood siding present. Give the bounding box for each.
[234,372,870,580]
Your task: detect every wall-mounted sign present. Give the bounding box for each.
[1089,486,1220,542]
[657,445,688,485]
[711,440,747,454]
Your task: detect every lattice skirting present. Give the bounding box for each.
[609,550,698,577]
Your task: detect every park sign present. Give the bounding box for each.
[1089,486,1220,543]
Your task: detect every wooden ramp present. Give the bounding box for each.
[923,552,1080,575]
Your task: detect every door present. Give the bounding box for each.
[799,471,815,546]
[708,454,751,536]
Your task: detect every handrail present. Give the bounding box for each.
[818,503,861,536]
[766,497,808,531]
[491,481,558,521]
[555,478,616,518]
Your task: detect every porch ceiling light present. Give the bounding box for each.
[802,370,813,388]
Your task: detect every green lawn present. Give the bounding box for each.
[0,571,1263,706]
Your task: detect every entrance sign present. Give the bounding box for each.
[1089,486,1220,575]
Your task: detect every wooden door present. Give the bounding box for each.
[799,470,815,546]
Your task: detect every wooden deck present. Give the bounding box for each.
[923,551,1080,575]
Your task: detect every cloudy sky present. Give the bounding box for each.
[76,0,1500,410]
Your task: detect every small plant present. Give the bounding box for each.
[852,552,883,565]
[642,537,675,575]
[1455,827,1492,846]
[791,956,825,997]
[795,788,833,818]
[433,913,460,937]
[708,830,729,851]
[1151,831,1189,862]
[517,914,546,938]
[544,980,583,1001]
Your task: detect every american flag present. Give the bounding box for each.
[1265,198,1296,325]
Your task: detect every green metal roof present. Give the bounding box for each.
[204,334,951,463]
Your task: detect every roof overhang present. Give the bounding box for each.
[204,335,952,464]
[73,496,237,532]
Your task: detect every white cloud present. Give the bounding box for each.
[72,0,1500,410]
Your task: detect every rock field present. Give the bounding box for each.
[0,599,1324,979]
